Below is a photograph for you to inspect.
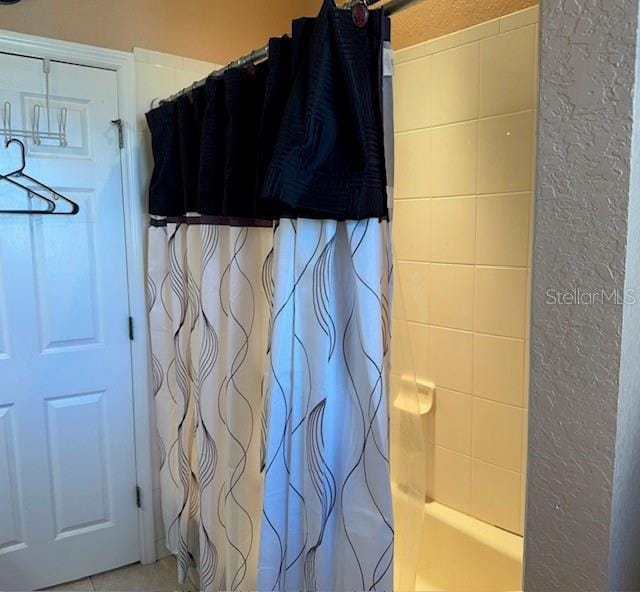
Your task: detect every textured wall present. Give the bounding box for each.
[0,0,316,63]
[524,1,639,590]
[608,15,640,590]
[392,0,537,49]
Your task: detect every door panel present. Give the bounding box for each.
[0,53,140,590]
[45,391,112,538]
[30,197,102,351]
[0,404,24,554]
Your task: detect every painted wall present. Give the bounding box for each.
[0,0,317,64]
[524,1,640,590]
[392,5,538,536]
[391,0,537,49]
[0,0,545,64]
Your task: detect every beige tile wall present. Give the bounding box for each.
[392,5,538,536]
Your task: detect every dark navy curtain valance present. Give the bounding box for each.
[145,0,391,221]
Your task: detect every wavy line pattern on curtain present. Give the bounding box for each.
[146,1,398,588]
[148,217,393,591]
[258,218,393,592]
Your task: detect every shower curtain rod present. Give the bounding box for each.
[160,0,422,105]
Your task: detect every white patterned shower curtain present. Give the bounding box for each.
[147,217,394,591]
[148,222,273,590]
[258,218,393,591]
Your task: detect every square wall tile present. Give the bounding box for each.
[524,339,530,408]
[408,322,430,383]
[521,409,529,533]
[393,199,431,261]
[476,193,531,267]
[435,388,472,454]
[533,24,540,113]
[135,62,175,129]
[424,31,462,56]
[423,403,436,444]
[430,264,475,330]
[425,440,436,499]
[397,262,430,324]
[174,69,203,91]
[500,6,539,32]
[183,57,219,78]
[430,326,473,393]
[430,196,476,264]
[395,43,428,64]
[427,121,478,197]
[434,446,471,513]
[427,43,479,127]
[391,287,404,321]
[479,26,536,117]
[472,398,523,471]
[471,460,522,533]
[478,111,534,195]
[520,470,527,535]
[522,409,529,475]
[525,267,532,341]
[147,49,183,69]
[133,47,150,63]
[475,267,528,338]
[460,19,500,43]
[395,130,432,198]
[394,58,432,132]
[136,131,153,197]
[391,320,413,379]
[473,334,525,406]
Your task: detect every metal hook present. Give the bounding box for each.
[58,107,68,147]
[3,102,11,145]
[32,104,41,146]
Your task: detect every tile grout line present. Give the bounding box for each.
[432,442,523,477]
[469,34,483,512]
[395,190,533,202]
[397,260,531,271]
[395,107,535,135]
[396,189,534,200]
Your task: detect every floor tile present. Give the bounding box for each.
[90,557,193,592]
[42,578,94,591]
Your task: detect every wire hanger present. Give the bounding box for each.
[0,138,79,215]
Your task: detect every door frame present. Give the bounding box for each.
[0,28,156,564]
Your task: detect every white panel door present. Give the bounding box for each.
[0,53,140,591]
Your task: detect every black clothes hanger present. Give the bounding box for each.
[0,138,80,215]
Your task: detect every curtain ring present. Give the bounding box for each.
[352,1,369,27]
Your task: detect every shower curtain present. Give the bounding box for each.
[148,222,272,589]
[258,218,394,591]
[146,2,399,590]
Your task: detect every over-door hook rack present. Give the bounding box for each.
[0,138,80,215]
[2,101,68,147]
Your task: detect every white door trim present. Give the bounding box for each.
[0,28,156,565]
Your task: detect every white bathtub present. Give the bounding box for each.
[414,501,523,592]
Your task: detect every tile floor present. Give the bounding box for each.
[43,556,195,592]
